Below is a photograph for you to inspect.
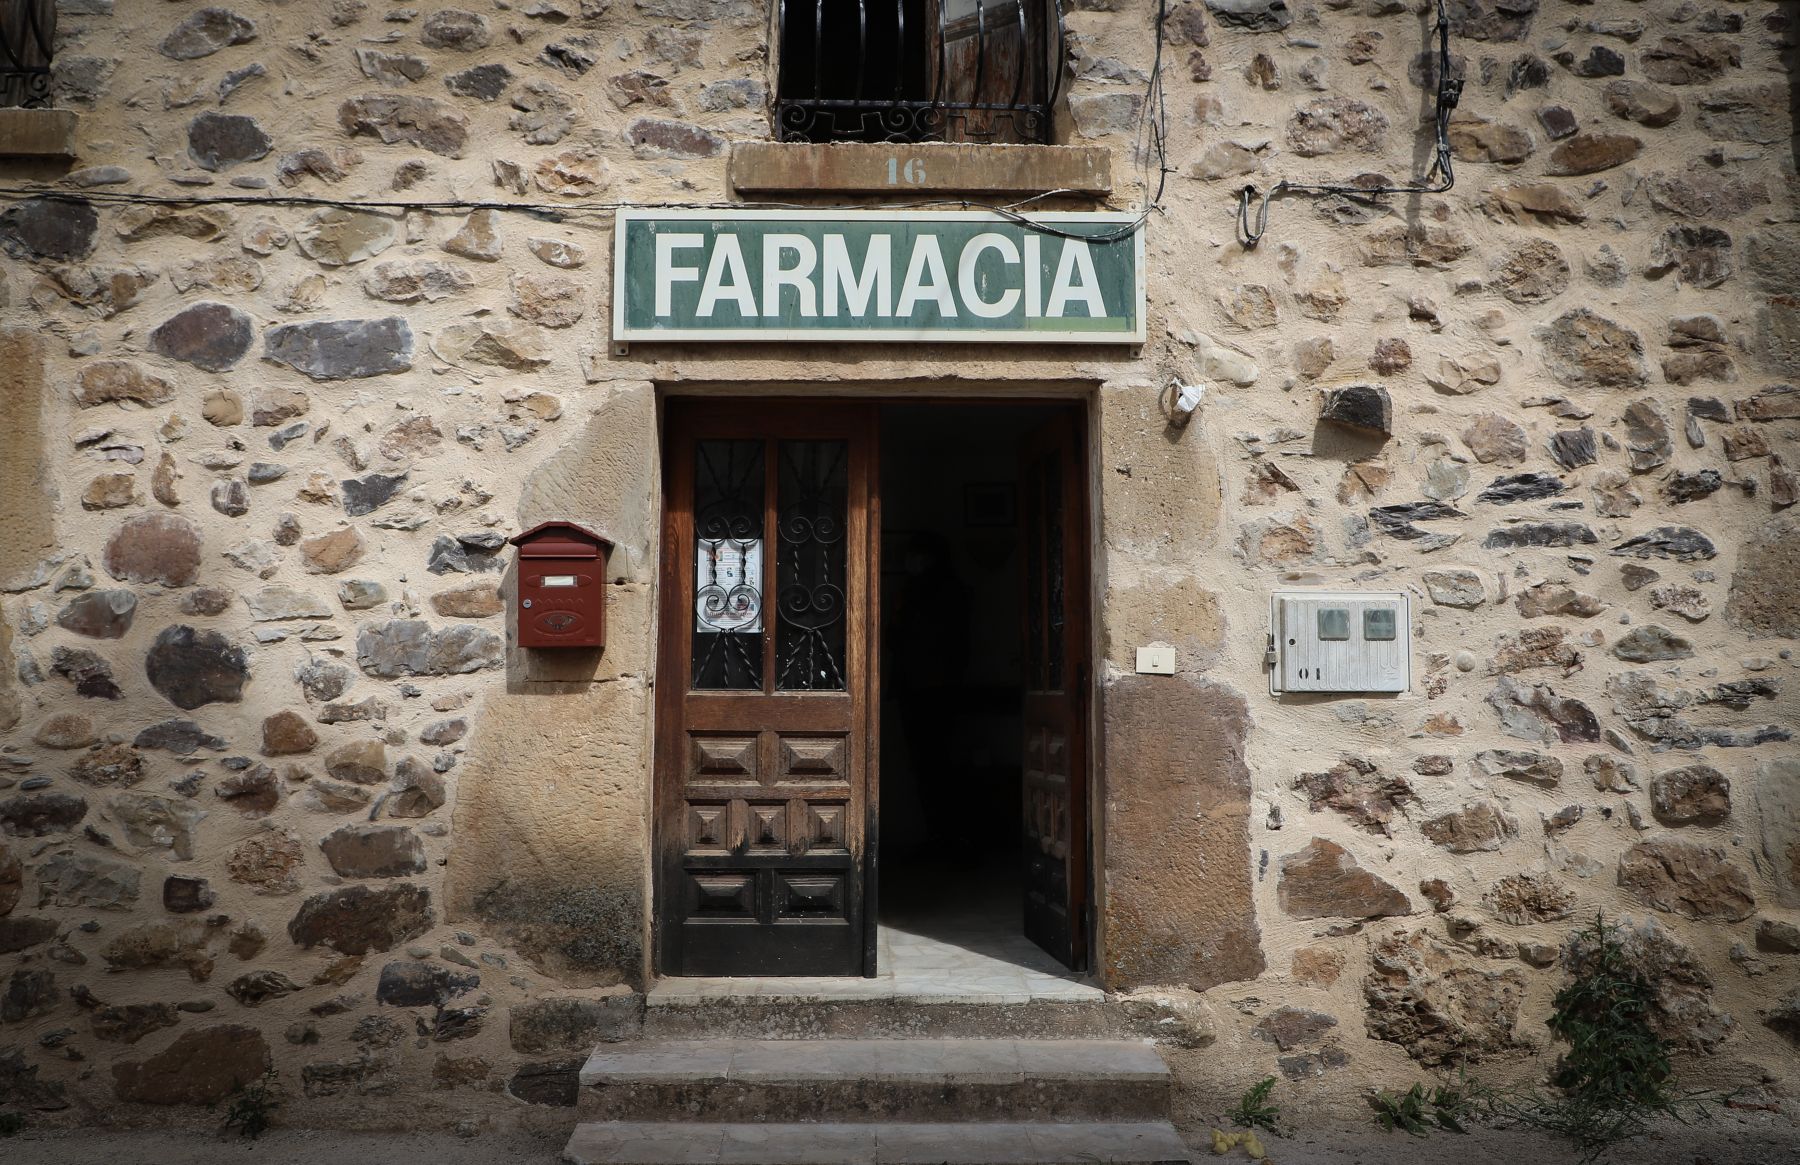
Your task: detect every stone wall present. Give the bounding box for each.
[0,0,1795,1134]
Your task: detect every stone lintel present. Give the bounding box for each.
[729,142,1111,196]
[0,108,79,158]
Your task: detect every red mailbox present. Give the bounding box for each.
[509,521,612,649]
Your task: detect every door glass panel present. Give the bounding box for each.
[777,440,849,691]
[693,439,765,690]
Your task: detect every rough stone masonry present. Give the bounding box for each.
[0,0,1795,1139]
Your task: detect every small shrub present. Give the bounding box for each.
[1482,913,1720,1163]
[0,1111,24,1137]
[219,1070,284,1140]
[1227,1075,1282,1134]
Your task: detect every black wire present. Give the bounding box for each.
[1152,0,1171,205]
[1132,0,1172,212]
[1236,0,1462,248]
[0,185,1151,244]
[2,1,1167,250]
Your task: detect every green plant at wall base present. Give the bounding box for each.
[219,1070,284,1140]
[1482,913,1720,1164]
[1545,914,1671,1105]
[1227,1075,1282,1134]
[0,1111,24,1137]
[1368,1081,1473,1136]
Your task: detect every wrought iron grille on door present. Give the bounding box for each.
[775,0,1067,144]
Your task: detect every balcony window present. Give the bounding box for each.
[775,0,1065,145]
[0,0,54,110]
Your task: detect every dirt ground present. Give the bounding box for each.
[8,1107,1798,1165]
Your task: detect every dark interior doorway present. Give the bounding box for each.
[877,401,1078,971]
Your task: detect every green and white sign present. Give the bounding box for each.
[612,209,1144,344]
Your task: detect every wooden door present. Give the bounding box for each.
[1020,409,1090,970]
[656,401,878,977]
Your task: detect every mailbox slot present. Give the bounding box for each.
[510,521,612,649]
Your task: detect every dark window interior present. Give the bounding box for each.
[776,0,1061,145]
[778,0,931,143]
[0,0,56,110]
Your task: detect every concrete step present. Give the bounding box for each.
[576,1038,1170,1123]
[562,1120,1193,1165]
[643,996,1135,1040]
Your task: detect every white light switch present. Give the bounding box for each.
[1135,646,1177,675]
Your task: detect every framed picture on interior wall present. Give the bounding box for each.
[963,482,1016,527]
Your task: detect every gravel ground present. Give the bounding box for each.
[8,1108,1796,1165]
[6,1127,567,1165]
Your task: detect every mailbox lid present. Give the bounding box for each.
[510,521,612,559]
[518,539,598,558]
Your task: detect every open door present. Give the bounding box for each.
[1020,409,1090,970]
[655,401,878,977]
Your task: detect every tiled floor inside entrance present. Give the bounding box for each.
[651,861,1103,1005]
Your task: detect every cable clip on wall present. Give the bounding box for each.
[1236,0,1463,249]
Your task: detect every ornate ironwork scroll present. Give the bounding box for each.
[776,441,849,691]
[693,440,766,691]
[0,0,55,110]
[775,0,1066,145]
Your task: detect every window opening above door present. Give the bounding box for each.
[0,0,55,109]
[775,0,1067,144]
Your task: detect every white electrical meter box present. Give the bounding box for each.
[1269,591,1411,694]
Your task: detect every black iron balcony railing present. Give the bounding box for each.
[775,0,1065,145]
[0,0,55,109]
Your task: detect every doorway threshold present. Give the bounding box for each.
[650,922,1104,1005]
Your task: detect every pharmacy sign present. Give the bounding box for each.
[612,209,1144,344]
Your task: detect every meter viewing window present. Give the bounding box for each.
[1317,608,1350,641]
[1363,609,1397,640]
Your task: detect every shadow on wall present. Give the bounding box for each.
[440,387,659,988]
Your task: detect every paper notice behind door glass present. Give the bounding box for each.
[696,538,763,633]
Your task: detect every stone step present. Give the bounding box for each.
[576,1038,1170,1123]
[561,1120,1193,1165]
[642,996,1136,1040]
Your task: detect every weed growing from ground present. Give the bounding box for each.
[1227,1075,1283,1135]
[219,1070,284,1140]
[1368,1080,1475,1136]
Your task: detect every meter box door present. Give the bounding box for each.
[509,521,612,649]
[1270,591,1410,694]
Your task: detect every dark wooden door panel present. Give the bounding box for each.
[1021,409,1089,970]
[656,402,877,977]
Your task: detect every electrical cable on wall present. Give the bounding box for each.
[0,184,1149,243]
[1235,0,1461,248]
[1134,0,1174,210]
[0,2,1168,249]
